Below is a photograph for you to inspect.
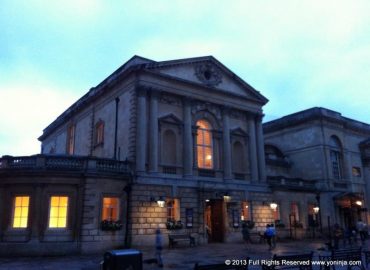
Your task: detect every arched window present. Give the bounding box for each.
[162,129,177,165]
[232,141,244,172]
[329,136,343,180]
[95,120,104,146]
[196,119,213,169]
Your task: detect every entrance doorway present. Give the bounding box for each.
[205,199,224,242]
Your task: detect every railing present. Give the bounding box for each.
[0,155,132,175]
[162,166,177,175]
[267,176,316,189]
[234,173,245,180]
[198,169,215,177]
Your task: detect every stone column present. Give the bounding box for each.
[149,91,159,173]
[183,97,193,176]
[31,184,42,241]
[248,114,259,182]
[136,88,147,172]
[222,107,232,179]
[256,115,267,182]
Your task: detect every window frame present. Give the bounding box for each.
[94,120,105,146]
[12,195,30,229]
[196,119,214,169]
[166,198,180,222]
[101,196,120,222]
[48,195,69,229]
[66,124,75,155]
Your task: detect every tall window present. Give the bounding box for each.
[13,196,30,228]
[290,202,299,222]
[66,125,75,155]
[49,196,68,228]
[166,198,180,221]
[102,197,119,221]
[241,201,250,221]
[329,136,342,180]
[196,120,213,169]
[232,141,244,172]
[95,120,104,146]
[162,129,177,165]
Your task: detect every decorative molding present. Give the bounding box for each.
[191,101,222,121]
[159,93,181,106]
[194,63,222,87]
[229,109,246,120]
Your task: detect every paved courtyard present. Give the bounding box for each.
[0,238,369,270]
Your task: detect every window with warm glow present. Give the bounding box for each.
[49,196,68,228]
[241,201,250,221]
[95,121,104,145]
[102,197,119,221]
[66,125,75,155]
[13,196,30,228]
[196,120,213,169]
[166,198,180,221]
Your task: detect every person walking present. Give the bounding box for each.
[333,223,343,249]
[264,224,274,250]
[155,228,164,267]
[241,223,252,244]
[270,223,276,249]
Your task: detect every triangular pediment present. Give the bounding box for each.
[144,56,268,104]
[231,127,248,137]
[158,113,182,125]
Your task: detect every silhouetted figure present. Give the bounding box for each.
[155,228,163,267]
[333,223,343,249]
[241,223,252,244]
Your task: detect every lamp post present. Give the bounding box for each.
[315,193,322,233]
[313,206,320,239]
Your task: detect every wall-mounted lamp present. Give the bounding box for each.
[355,200,363,206]
[313,206,320,214]
[150,196,166,208]
[270,202,278,211]
[223,195,231,202]
[205,199,210,202]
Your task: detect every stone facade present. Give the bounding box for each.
[1,56,370,256]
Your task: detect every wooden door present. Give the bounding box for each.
[210,200,224,242]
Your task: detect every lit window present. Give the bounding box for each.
[166,198,180,221]
[196,120,213,169]
[95,121,104,145]
[241,201,250,221]
[66,125,75,155]
[13,196,30,228]
[49,196,68,228]
[102,197,119,221]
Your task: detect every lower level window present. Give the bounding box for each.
[13,196,30,228]
[102,197,119,221]
[49,196,68,228]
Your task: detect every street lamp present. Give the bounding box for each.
[270,202,278,211]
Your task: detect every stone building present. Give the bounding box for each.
[1,56,369,256]
[0,55,275,255]
[264,108,370,234]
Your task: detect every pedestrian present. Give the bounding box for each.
[155,228,164,267]
[264,224,274,250]
[270,223,276,249]
[356,219,366,241]
[241,223,252,244]
[333,223,343,249]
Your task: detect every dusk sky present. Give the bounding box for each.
[1,0,370,156]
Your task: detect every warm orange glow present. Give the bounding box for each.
[13,196,29,228]
[102,197,119,221]
[196,120,213,169]
[49,196,68,228]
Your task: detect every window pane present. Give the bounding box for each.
[49,196,68,228]
[13,196,30,228]
[102,197,119,221]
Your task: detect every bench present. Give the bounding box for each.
[194,260,249,270]
[168,233,195,248]
[330,248,364,270]
[262,252,313,270]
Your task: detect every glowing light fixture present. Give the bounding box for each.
[313,206,320,214]
[355,200,362,206]
[270,202,278,211]
[206,154,212,160]
[157,197,165,208]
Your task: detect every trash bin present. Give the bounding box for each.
[102,249,142,270]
